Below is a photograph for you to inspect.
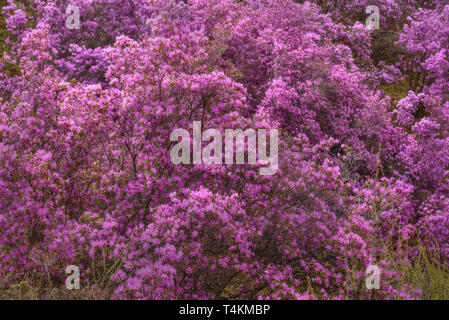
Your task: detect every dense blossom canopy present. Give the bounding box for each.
[0,0,448,299]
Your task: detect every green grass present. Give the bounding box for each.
[0,0,8,54]
[402,248,449,299]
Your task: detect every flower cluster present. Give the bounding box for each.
[0,0,448,299]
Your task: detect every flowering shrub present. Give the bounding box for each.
[0,0,448,299]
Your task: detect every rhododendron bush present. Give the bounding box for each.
[0,0,448,300]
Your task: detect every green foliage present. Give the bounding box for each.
[402,247,449,300]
